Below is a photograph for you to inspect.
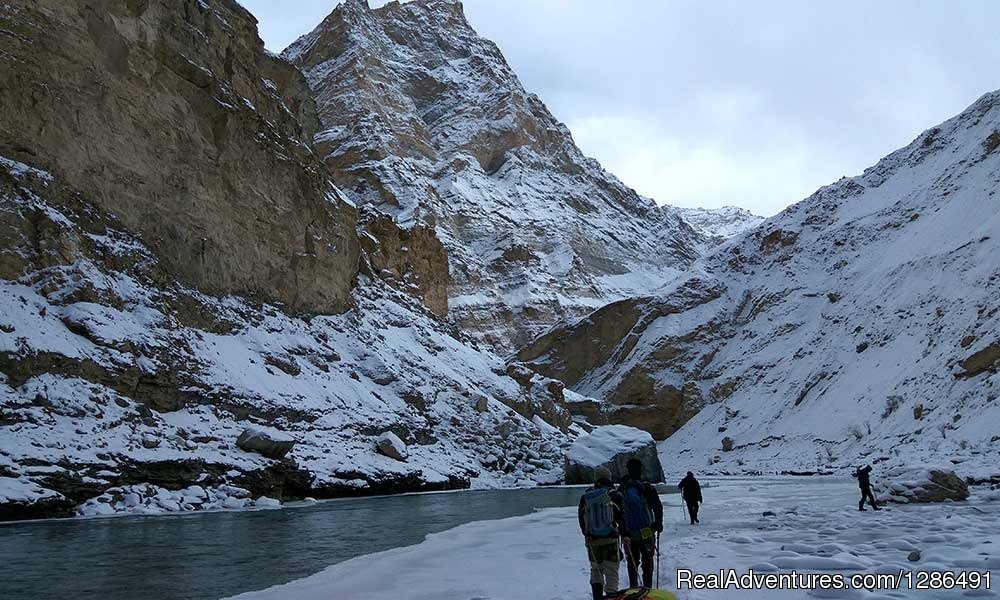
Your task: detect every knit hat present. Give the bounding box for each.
[594,466,612,482]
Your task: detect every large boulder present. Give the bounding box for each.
[376,432,409,462]
[879,467,970,503]
[236,428,296,460]
[564,425,664,484]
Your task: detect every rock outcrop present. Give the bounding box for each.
[564,425,664,484]
[518,278,724,439]
[284,0,705,350]
[0,0,359,313]
[360,209,449,317]
[880,468,971,504]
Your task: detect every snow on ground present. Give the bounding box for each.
[230,477,1000,600]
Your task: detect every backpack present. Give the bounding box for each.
[622,480,653,537]
[581,487,615,537]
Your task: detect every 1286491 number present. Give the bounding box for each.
[900,570,991,590]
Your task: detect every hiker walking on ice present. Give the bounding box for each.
[618,458,663,589]
[579,465,624,600]
[677,471,702,524]
[854,465,880,511]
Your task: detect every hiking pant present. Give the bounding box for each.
[624,537,655,588]
[687,501,699,523]
[859,485,878,510]
[586,538,620,593]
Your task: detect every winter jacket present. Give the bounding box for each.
[678,474,703,504]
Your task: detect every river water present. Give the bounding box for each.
[0,487,588,600]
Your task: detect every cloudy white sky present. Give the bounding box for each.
[242,0,1000,216]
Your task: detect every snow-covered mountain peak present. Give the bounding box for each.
[284,0,705,351]
[675,205,765,242]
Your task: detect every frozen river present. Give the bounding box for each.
[233,476,1000,600]
[5,477,995,599]
[0,486,588,600]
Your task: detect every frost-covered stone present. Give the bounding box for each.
[376,432,409,462]
[880,467,970,504]
[253,496,281,509]
[222,497,248,510]
[236,428,296,460]
[564,425,663,484]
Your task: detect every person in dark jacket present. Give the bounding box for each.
[618,458,664,589]
[579,466,624,600]
[678,471,702,524]
[854,465,880,511]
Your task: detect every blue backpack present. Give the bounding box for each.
[622,481,653,537]
[581,487,615,537]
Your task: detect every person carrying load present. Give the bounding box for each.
[618,458,663,589]
[579,465,625,600]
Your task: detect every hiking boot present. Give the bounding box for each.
[591,582,603,600]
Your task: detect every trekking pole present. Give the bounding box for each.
[655,532,661,588]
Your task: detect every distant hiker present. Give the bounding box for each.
[579,465,624,600]
[618,458,664,589]
[677,471,702,524]
[854,465,880,511]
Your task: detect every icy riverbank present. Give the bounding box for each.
[231,477,1000,599]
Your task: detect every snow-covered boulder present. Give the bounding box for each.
[236,428,296,460]
[880,467,970,503]
[564,425,663,484]
[252,496,281,509]
[376,432,408,462]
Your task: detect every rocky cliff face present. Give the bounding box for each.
[284,0,705,350]
[0,0,577,521]
[0,0,358,313]
[521,91,1000,476]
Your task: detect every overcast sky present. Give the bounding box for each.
[242,0,1000,216]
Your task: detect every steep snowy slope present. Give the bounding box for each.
[284,0,704,350]
[0,155,573,520]
[520,91,1000,474]
[0,0,573,520]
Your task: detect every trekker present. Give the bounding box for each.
[618,458,664,589]
[579,466,624,600]
[854,465,880,511]
[677,471,702,524]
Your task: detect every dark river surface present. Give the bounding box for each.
[0,487,590,600]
